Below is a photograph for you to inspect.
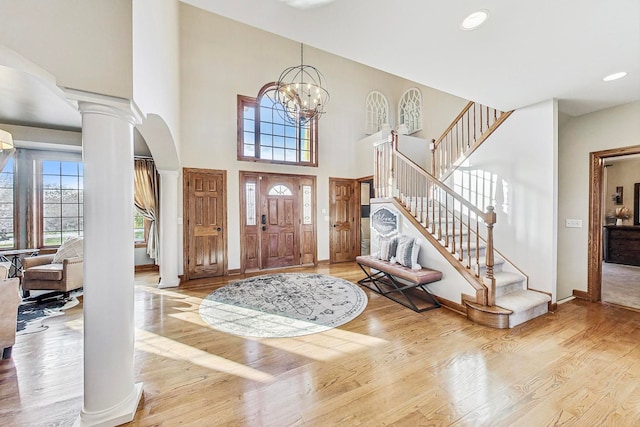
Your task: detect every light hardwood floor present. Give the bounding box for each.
[602,262,640,310]
[2,263,640,426]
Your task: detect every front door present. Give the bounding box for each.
[330,178,358,263]
[260,175,300,269]
[183,168,227,280]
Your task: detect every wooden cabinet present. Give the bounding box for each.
[603,226,640,267]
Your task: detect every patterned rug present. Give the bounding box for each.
[199,273,368,338]
[17,295,79,335]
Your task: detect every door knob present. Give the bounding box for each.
[217,227,222,231]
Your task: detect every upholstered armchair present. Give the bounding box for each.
[21,237,83,298]
[21,255,83,298]
[0,265,21,358]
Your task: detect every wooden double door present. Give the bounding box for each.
[240,172,316,271]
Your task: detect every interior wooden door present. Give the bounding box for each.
[183,168,226,280]
[260,176,300,269]
[330,178,357,263]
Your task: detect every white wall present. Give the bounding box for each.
[448,100,558,300]
[0,0,133,98]
[133,0,181,170]
[178,4,466,269]
[557,101,640,299]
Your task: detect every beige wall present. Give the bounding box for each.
[557,101,640,299]
[604,158,640,224]
[178,4,466,269]
[0,0,133,98]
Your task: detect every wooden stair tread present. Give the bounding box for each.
[465,300,513,315]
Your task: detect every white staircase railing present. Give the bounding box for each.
[431,101,512,180]
[375,132,498,306]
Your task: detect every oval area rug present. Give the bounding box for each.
[199,273,368,338]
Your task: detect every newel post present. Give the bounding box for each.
[389,130,397,198]
[484,206,497,306]
[430,138,436,176]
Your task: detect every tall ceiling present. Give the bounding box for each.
[181,0,640,117]
[1,1,637,133]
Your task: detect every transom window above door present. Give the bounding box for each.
[268,185,293,196]
[237,83,318,167]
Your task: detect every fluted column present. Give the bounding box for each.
[157,169,180,288]
[76,97,143,426]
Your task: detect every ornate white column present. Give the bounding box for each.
[157,169,180,288]
[73,92,143,426]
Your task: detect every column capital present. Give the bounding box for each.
[64,88,144,125]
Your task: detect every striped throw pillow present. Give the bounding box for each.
[394,235,422,270]
[377,236,398,261]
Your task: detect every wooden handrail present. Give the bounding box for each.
[430,101,512,179]
[432,101,474,149]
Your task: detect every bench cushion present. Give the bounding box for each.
[356,255,442,285]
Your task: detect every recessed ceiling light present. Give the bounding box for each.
[461,10,489,30]
[603,72,628,82]
[279,0,336,9]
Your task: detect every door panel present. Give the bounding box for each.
[330,178,357,263]
[184,169,226,279]
[261,176,300,269]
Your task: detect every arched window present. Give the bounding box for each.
[365,91,389,134]
[398,88,422,134]
[268,184,293,196]
[238,83,318,166]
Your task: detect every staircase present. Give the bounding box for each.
[373,102,550,328]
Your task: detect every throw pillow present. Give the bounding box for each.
[377,235,398,261]
[52,237,84,263]
[395,235,422,270]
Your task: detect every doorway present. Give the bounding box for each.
[239,171,316,272]
[182,168,227,280]
[329,178,358,263]
[587,145,640,303]
[358,177,374,256]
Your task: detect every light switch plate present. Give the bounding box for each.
[565,219,582,228]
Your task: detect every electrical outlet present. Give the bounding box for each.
[565,219,582,228]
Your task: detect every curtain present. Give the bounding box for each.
[134,159,160,262]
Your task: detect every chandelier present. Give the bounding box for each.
[275,43,329,125]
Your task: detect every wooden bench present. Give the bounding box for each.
[356,255,442,312]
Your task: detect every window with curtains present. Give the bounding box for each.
[134,158,159,261]
[0,148,158,251]
[134,212,150,244]
[237,83,318,166]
